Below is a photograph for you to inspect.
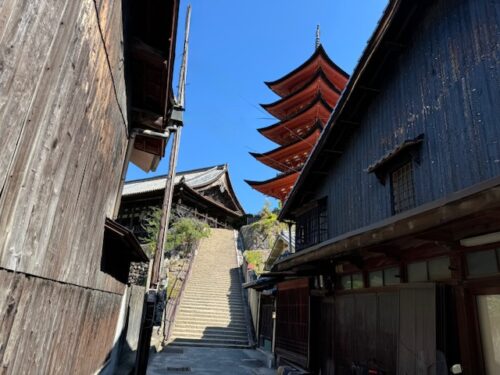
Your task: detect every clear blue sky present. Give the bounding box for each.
[126,0,388,215]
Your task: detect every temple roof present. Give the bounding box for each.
[246,171,300,202]
[258,96,332,146]
[123,164,245,216]
[261,72,341,121]
[250,126,322,172]
[265,45,349,98]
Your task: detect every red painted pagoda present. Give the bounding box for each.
[246,30,349,202]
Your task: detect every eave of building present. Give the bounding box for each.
[264,44,349,98]
[177,182,244,218]
[250,127,322,172]
[258,97,333,146]
[261,73,341,121]
[274,176,500,272]
[127,0,181,170]
[122,164,245,216]
[105,218,149,262]
[279,0,433,221]
[123,165,226,196]
[245,171,300,202]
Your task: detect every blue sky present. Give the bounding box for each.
[126,0,388,215]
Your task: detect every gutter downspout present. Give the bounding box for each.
[113,128,172,219]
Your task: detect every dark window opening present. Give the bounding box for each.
[390,161,416,214]
[295,197,328,251]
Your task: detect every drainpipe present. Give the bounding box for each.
[112,128,172,219]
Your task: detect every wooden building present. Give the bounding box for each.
[0,0,179,373]
[247,0,500,374]
[246,39,349,202]
[118,164,245,237]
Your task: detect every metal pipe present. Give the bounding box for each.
[134,128,171,140]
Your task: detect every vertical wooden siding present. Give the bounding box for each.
[312,0,500,238]
[0,0,128,294]
[0,269,122,374]
[275,279,310,368]
[0,0,131,373]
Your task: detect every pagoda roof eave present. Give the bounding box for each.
[251,124,321,159]
[260,70,342,117]
[257,96,332,136]
[245,171,300,201]
[250,126,322,172]
[264,44,349,95]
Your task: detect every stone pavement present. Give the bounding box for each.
[147,346,276,375]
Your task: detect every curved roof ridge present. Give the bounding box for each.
[257,96,332,135]
[264,45,349,93]
[250,122,322,159]
[260,69,341,114]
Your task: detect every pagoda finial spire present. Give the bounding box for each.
[315,24,321,49]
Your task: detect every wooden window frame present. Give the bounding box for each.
[390,159,416,215]
[295,197,328,251]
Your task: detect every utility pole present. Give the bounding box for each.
[150,4,192,290]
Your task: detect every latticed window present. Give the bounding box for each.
[296,197,328,251]
[390,161,416,214]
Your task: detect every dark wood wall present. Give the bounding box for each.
[275,278,310,368]
[0,0,131,372]
[331,285,436,375]
[311,0,499,238]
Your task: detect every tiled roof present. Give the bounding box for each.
[122,165,226,196]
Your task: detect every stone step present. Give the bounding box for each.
[175,313,246,321]
[169,337,249,346]
[182,292,242,302]
[170,326,247,335]
[172,321,248,330]
[178,305,245,314]
[177,304,245,313]
[174,317,247,326]
[171,331,248,341]
[168,341,250,349]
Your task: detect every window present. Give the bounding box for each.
[340,273,363,290]
[368,267,401,287]
[467,249,500,278]
[390,161,416,214]
[407,257,451,282]
[295,198,328,251]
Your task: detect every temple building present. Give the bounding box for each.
[118,164,245,240]
[246,31,349,202]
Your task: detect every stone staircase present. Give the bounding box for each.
[168,228,250,348]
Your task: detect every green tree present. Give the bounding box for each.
[141,207,210,258]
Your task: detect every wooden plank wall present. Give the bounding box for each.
[309,0,500,238]
[0,269,121,374]
[0,0,132,373]
[0,0,128,292]
[334,291,399,374]
[333,286,435,375]
[275,278,310,368]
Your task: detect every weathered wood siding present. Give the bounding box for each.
[0,0,128,292]
[313,0,499,237]
[0,269,121,374]
[0,0,131,373]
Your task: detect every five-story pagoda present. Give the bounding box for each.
[246,29,349,202]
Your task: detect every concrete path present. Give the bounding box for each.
[147,346,275,375]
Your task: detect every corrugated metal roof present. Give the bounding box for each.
[122,165,226,196]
